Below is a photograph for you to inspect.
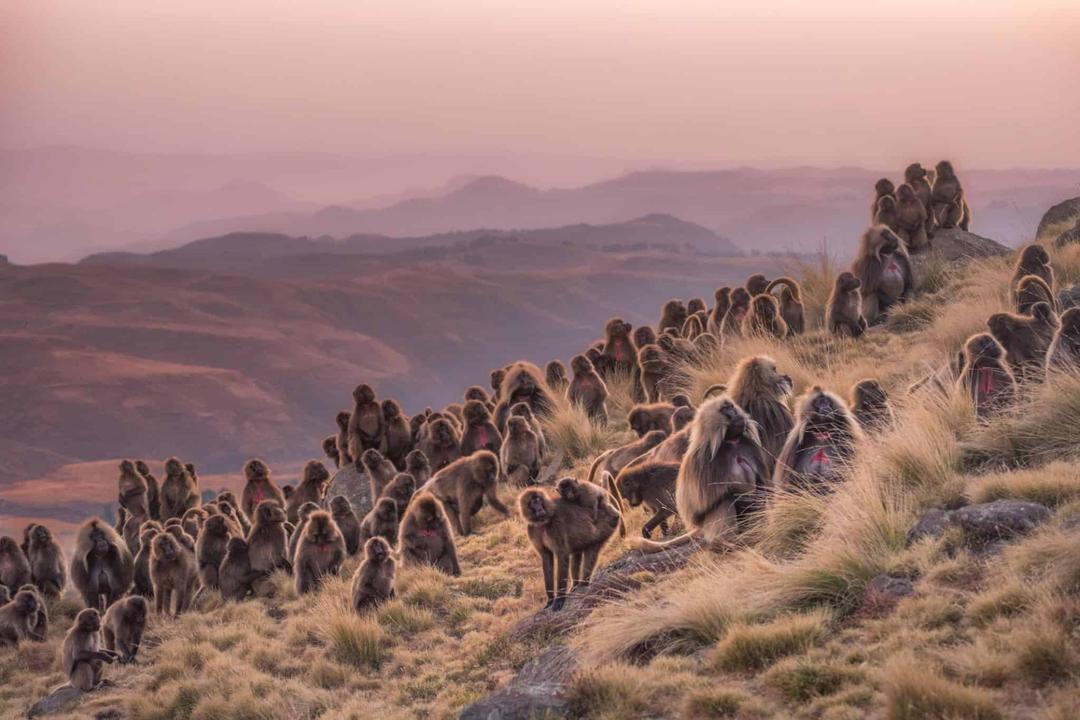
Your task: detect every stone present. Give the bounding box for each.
[867,573,915,601]
[1055,221,1080,249]
[325,463,373,518]
[922,228,1010,263]
[27,686,85,717]
[459,646,576,720]
[905,508,953,546]
[1036,197,1080,240]
[951,500,1051,543]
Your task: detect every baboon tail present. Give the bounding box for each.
[600,471,626,538]
[626,531,698,554]
[764,276,802,302]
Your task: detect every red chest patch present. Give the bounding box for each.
[251,488,265,505]
[613,339,629,363]
[475,429,488,446]
[977,367,995,394]
[887,261,900,273]
[418,529,437,538]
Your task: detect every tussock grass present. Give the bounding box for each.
[321,605,390,669]
[764,657,853,702]
[712,610,829,671]
[883,657,1003,720]
[967,461,1080,508]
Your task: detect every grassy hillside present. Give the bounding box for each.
[3,222,1080,719]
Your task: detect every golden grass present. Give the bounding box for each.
[883,657,1003,720]
[711,610,829,671]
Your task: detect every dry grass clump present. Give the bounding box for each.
[967,461,1080,508]
[711,610,829,671]
[541,372,635,466]
[882,657,1003,720]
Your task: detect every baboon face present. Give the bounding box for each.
[406,451,429,475]
[353,384,375,403]
[245,459,269,480]
[897,184,916,201]
[0,536,17,553]
[365,537,391,562]
[204,515,230,537]
[874,178,895,196]
[375,498,397,521]
[491,369,506,391]
[256,501,286,525]
[935,160,955,179]
[877,228,901,255]
[510,402,534,421]
[381,399,402,420]
[555,477,579,502]
[837,272,861,292]
[855,380,887,406]
[323,436,339,455]
[298,502,320,522]
[89,527,111,555]
[304,461,330,484]
[76,608,101,633]
[304,512,336,545]
[336,412,351,430]
[414,497,441,526]
[431,418,455,444]
[729,288,751,311]
[605,317,630,337]
[507,416,530,436]
[804,389,843,421]
[14,589,39,615]
[620,476,642,506]
[152,533,180,562]
[330,496,351,514]
[124,596,149,623]
[519,489,551,523]
[30,524,52,544]
[463,400,489,424]
[672,406,695,430]
[165,458,184,476]
[717,399,748,438]
[904,163,926,182]
[475,453,499,485]
[755,358,793,396]
[135,460,151,476]
[120,459,136,474]
[571,354,593,374]
[465,386,489,402]
[633,326,657,347]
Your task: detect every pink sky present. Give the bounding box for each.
[3,1,1080,168]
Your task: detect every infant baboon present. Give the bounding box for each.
[330,495,362,555]
[26,523,66,598]
[1046,307,1080,370]
[728,356,794,474]
[544,361,569,391]
[460,399,503,456]
[628,403,675,438]
[347,384,384,460]
[135,461,161,520]
[117,459,151,522]
[422,450,509,536]
[241,458,285,520]
[567,354,609,423]
[510,402,549,460]
[895,183,930,253]
[853,225,913,325]
[398,493,461,575]
[658,299,688,334]
[323,435,341,469]
[850,379,894,433]
[493,361,556,430]
[71,519,133,611]
[871,178,896,221]
[826,271,867,337]
[294,511,346,594]
[380,399,412,469]
[160,457,199,521]
[958,333,1016,418]
[361,448,399,502]
[987,302,1059,380]
[719,287,752,337]
[359,497,399,547]
[381,472,417,516]
[774,387,863,493]
[63,609,118,691]
[335,411,353,466]
[181,507,208,541]
[764,277,805,335]
[0,586,45,647]
[195,515,234,590]
[1014,275,1056,315]
[285,460,331,524]
[556,477,612,524]
[742,293,788,339]
[0,536,31,598]
[247,500,292,579]
[613,463,679,538]
[351,537,396,612]
[418,416,462,471]
[219,537,260,601]
[102,595,147,663]
[132,524,160,597]
[150,532,197,616]
[501,416,542,486]
[931,160,970,231]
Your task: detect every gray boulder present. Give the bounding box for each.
[1037,197,1080,239]
[1055,220,1080,249]
[27,686,84,717]
[923,228,1010,262]
[459,647,576,720]
[867,573,915,601]
[951,500,1051,544]
[325,463,373,517]
[905,508,953,546]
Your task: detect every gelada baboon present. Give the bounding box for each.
[134,461,160,521]
[631,396,769,553]
[773,387,863,492]
[150,531,197,616]
[359,497,399,547]
[545,360,569,390]
[71,519,133,611]
[132,523,160,597]
[853,225,913,325]
[628,402,675,438]
[219,537,260,601]
[1046,307,1080,370]
[361,447,399,502]
[658,299,688,334]
[0,586,45,647]
[930,160,970,231]
[418,415,462,471]
[26,524,66,598]
[460,399,503,456]
[1010,244,1054,298]
[330,495,362,555]
[518,486,620,610]
[633,325,657,349]
[398,493,461,576]
[764,277,805,335]
[322,435,341,469]
[160,457,199,521]
[422,450,508,536]
[247,500,292,579]
[294,511,346,595]
[490,367,507,401]
[335,411,353,466]
[381,399,412,469]
[587,430,668,488]
[873,194,900,232]
[195,515,234,590]
[895,184,930,253]
[708,287,732,336]
[745,273,769,296]
[0,536,31,598]
[351,537,396,612]
[348,384,384,461]
[501,416,542,486]
[102,595,147,663]
[241,459,285,520]
[510,402,549,460]
[742,293,788,339]
[719,287,752,336]
[493,361,556,430]
[638,344,667,403]
[288,502,321,565]
[600,317,638,374]
[117,459,150,522]
[826,271,867,337]
[871,178,895,221]
[1014,275,1055,315]
[850,378,894,433]
[728,356,794,473]
[567,354,609,423]
[670,404,696,430]
[958,333,1016,418]
[904,163,935,236]
[285,460,331,524]
[612,463,679,539]
[63,608,118,690]
[380,472,417,515]
[556,477,614,524]
[987,302,1059,379]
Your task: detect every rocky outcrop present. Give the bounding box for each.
[906,508,953,546]
[325,463,374,517]
[459,647,576,720]
[923,228,1010,262]
[1036,197,1080,239]
[26,686,85,717]
[1054,219,1080,248]
[906,500,1051,549]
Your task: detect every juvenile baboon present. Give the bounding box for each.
[871,178,895,221]
[632,396,769,553]
[987,302,1059,379]
[708,287,732,336]
[675,407,698,429]
[378,399,412,469]
[851,379,894,433]
[1014,275,1056,315]
[347,384,384,460]
[282,484,295,501]
[460,399,503,457]
[62,609,118,690]
[743,273,767,296]
[422,450,508,536]
[556,477,613,524]
[322,435,341,469]
[510,402,549,460]
[518,487,620,609]
[633,325,657,349]
[826,271,868,337]
[418,416,462,471]
[931,160,970,231]
[160,457,199,521]
[164,523,196,554]
[287,502,321,565]
[0,536,31,598]
[102,596,147,663]
[117,459,150,522]
[0,586,44,646]
[719,287,752,337]
[490,368,507,402]
[132,523,159,598]
[218,537,260,601]
[185,463,198,482]
[958,333,1016,418]
[544,360,569,391]
[358,497,399,547]
[600,317,638,375]
[1046,307,1080,370]
[895,183,930,253]
[638,344,666,402]
[443,403,465,431]
[26,524,66,598]
[181,507,208,541]
[763,277,805,335]
[285,460,331,524]
[71,519,133,611]
[398,493,461,576]
[361,448,399,502]
[195,515,234,590]
[1010,244,1054,298]
[501,416,542,486]
[215,494,249,535]
[658,299,688,334]
[351,537,396,612]
[335,411,353,466]
[904,163,935,236]
[247,500,292,579]
[294,511,345,594]
[135,461,160,520]
[728,356,795,473]
[380,472,416,515]
[405,449,431,487]
[493,361,556,430]
[567,354,609,423]
[873,194,901,232]
[612,463,679,538]
[587,430,668,488]
[628,402,675,437]
[330,495,362,555]
[239,459,285,524]
[742,293,788,339]
[853,225,913,325]
[774,387,863,492]
[150,532,197,616]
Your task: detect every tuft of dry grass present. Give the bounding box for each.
[712,610,829,671]
[882,657,1003,720]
